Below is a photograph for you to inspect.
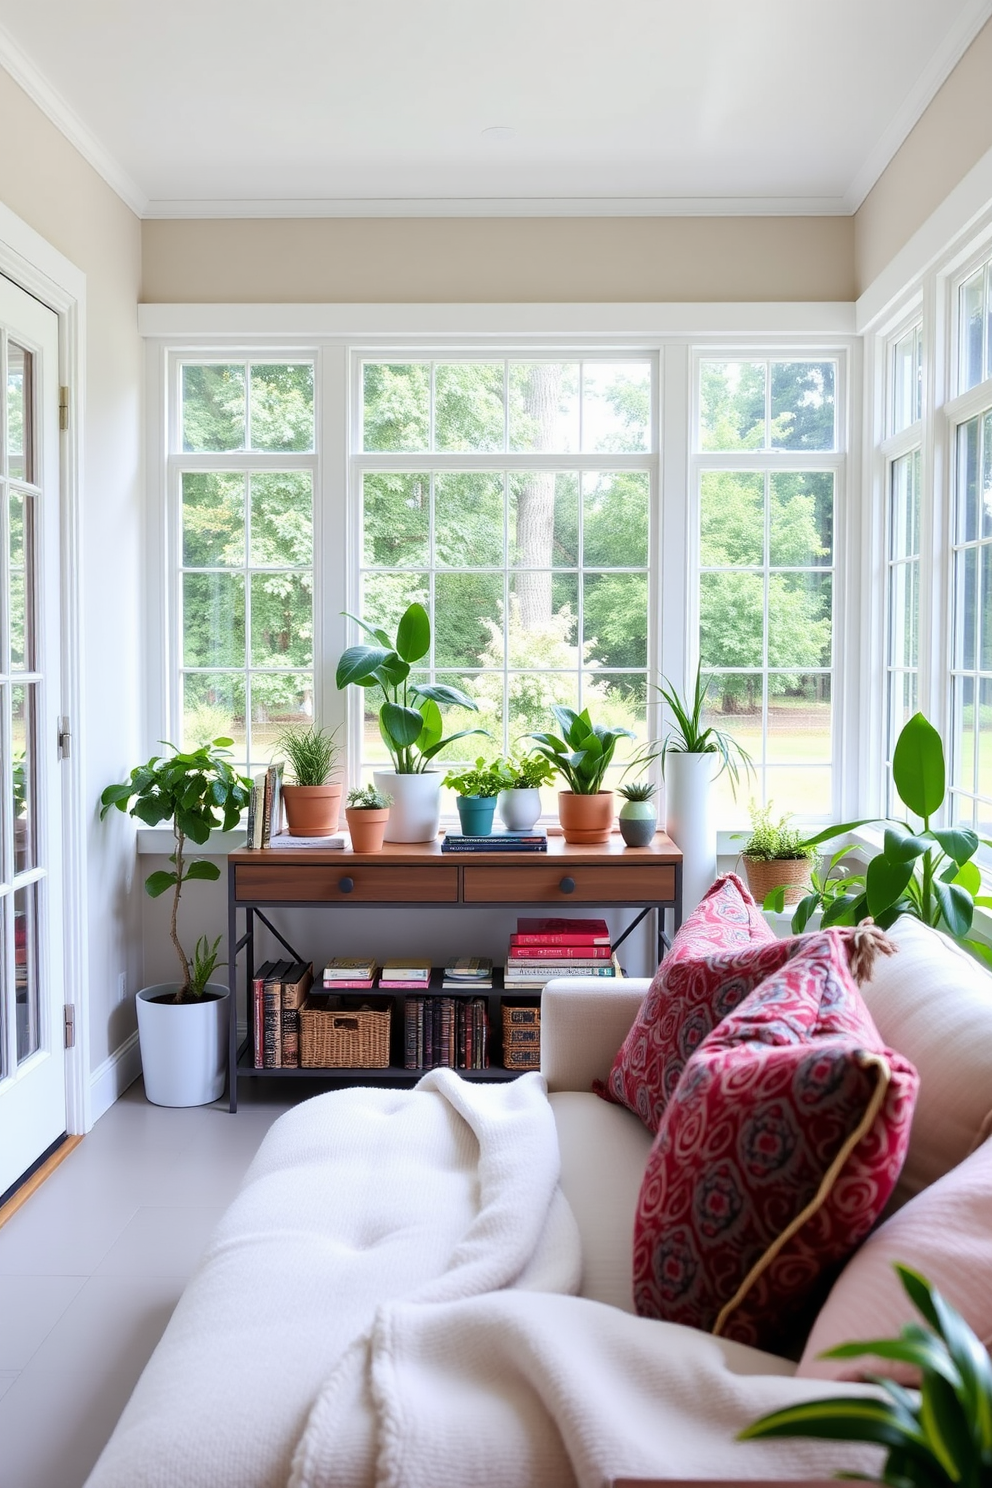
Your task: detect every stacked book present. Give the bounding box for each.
[442,956,492,991]
[379,957,432,990]
[503,916,620,991]
[251,959,314,1068]
[440,828,547,853]
[322,956,377,990]
[404,995,490,1070]
[245,762,284,849]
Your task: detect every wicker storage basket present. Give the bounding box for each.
[299,996,392,1068]
[742,854,816,907]
[502,1000,541,1070]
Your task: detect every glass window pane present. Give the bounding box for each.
[764,765,832,818]
[952,674,977,798]
[12,683,35,875]
[770,362,835,451]
[9,490,33,671]
[432,673,501,764]
[249,472,313,567]
[584,672,648,751]
[768,573,832,670]
[583,573,647,669]
[182,473,245,568]
[892,326,922,434]
[582,363,651,453]
[583,472,649,568]
[766,675,831,762]
[362,473,429,569]
[435,473,504,568]
[507,673,578,742]
[182,364,246,452]
[250,674,312,769]
[958,416,980,543]
[183,572,245,667]
[509,473,578,569]
[509,363,579,452]
[769,471,833,567]
[362,363,429,452]
[984,412,992,540]
[700,361,765,452]
[250,573,312,669]
[700,471,764,567]
[888,673,918,801]
[979,675,992,807]
[701,679,761,823]
[435,363,504,452]
[889,557,919,670]
[508,571,578,654]
[700,571,763,669]
[249,364,314,452]
[960,270,984,392]
[890,451,920,561]
[360,572,429,640]
[983,545,992,672]
[434,572,503,669]
[6,341,30,483]
[956,547,978,670]
[182,672,247,761]
[14,881,39,1064]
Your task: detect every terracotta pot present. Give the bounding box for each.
[743,854,816,906]
[557,790,614,844]
[345,806,389,853]
[281,782,342,836]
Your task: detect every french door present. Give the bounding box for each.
[0,275,65,1198]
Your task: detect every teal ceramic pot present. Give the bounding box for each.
[618,800,657,847]
[456,794,497,835]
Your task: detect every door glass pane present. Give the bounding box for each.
[12,683,35,874]
[15,881,39,1064]
[9,489,34,671]
[7,341,31,483]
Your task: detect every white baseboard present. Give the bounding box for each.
[88,1032,141,1123]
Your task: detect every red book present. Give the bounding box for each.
[508,943,612,961]
[512,917,610,946]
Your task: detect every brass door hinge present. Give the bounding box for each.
[63,1004,75,1049]
[59,386,69,431]
[57,716,71,759]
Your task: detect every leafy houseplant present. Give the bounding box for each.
[740,1265,992,1488]
[346,785,393,811]
[344,784,392,853]
[443,758,506,836]
[647,664,753,787]
[493,752,555,832]
[529,705,635,844]
[738,801,820,906]
[616,780,658,848]
[276,722,343,836]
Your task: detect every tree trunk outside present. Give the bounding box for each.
[515,365,563,630]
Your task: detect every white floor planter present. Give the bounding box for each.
[136,982,230,1107]
[373,769,442,842]
[663,752,719,917]
[497,787,543,832]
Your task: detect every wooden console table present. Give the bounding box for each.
[226,833,682,1111]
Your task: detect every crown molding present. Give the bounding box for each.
[0,19,147,217]
[843,0,992,212]
[141,193,851,220]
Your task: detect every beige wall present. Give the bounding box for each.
[141,214,855,305]
[855,18,992,294]
[0,69,145,1094]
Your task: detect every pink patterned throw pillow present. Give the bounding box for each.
[632,932,919,1354]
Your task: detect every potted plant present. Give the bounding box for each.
[493,752,555,832]
[100,738,251,1107]
[616,779,658,847]
[442,758,505,835]
[528,705,635,843]
[740,1266,992,1488]
[335,601,487,842]
[277,722,342,836]
[344,784,392,853]
[737,800,819,905]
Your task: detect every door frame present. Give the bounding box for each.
[0,201,87,1133]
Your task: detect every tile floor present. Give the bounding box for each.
[0,1079,297,1488]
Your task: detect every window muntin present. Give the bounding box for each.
[176,361,316,772]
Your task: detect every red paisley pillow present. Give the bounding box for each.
[596,873,780,1132]
[632,931,919,1354]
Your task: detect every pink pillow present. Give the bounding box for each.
[632,932,919,1354]
[597,874,779,1131]
[798,1136,992,1381]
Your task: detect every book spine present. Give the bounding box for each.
[507,946,612,961]
[321,979,376,989]
[262,980,282,1067]
[510,933,610,946]
[456,1000,465,1068]
[432,997,442,1068]
[404,997,419,1071]
[379,980,432,990]
[423,997,433,1068]
[245,786,258,850]
[252,972,265,1067]
[281,1002,300,1068]
[416,996,424,1069]
[260,769,274,848]
[441,843,546,852]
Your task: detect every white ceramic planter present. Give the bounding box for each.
[373,769,442,842]
[497,787,543,832]
[663,752,719,916]
[136,982,230,1107]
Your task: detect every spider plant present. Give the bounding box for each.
[628,664,753,791]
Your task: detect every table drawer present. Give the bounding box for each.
[234,864,459,903]
[462,864,676,904]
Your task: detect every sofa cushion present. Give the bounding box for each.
[632,932,919,1354]
[858,915,992,1204]
[597,873,779,1131]
[797,1135,992,1382]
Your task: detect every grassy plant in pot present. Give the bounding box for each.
[493,752,555,832]
[277,723,342,836]
[616,779,658,847]
[100,738,251,1107]
[738,801,820,905]
[443,758,505,835]
[344,785,392,853]
[335,601,488,842]
[528,706,635,844]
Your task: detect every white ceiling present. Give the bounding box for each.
[1,0,991,218]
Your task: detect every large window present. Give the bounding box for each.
[354,358,654,791]
[694,358,839,822]
[883,320,923,813]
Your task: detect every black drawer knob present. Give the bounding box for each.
[559,876,576,894]
[338,876,354,894]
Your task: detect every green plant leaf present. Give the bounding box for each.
[381,702,425,749]
[420,727,490,761]
[964,938,992,968]
[822,891,867,926]
[884,826,930,862]
[144,870,178,898]
[335,644,392,688]
[411,682,478,711]
[177,807,212,845]
[739,1396,930,1455]
[893,712,945,820]
[932,879,974,939]
[417,698,443,753]
[183,860,220,882]
[866,854,916,917]
[375,651,410,689]
[341,610,392,648]
[929,828,980,866]
[395,602,431,663]
[801,818,877,848]
[764,887,787,912]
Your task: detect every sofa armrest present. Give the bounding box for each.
[540,977,651,1093]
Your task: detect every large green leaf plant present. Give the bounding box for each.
[335,602,488,773]
[528,705,635,794]
[100,738,251,1003]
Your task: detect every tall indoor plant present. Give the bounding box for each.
[335,601,487,841]
[528,705,634,843]
[100,737,251,1106]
